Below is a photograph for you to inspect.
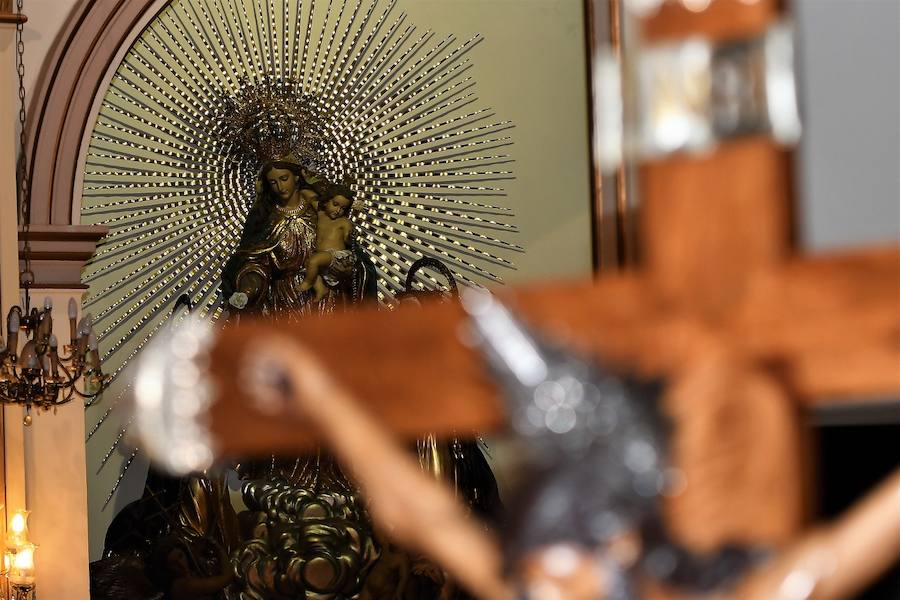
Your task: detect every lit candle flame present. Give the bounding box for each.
[10,510,27,537]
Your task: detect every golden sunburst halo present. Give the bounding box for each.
[80,0,520,524]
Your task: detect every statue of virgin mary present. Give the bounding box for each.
[216,152,383,600]
[102,77,501,599]
[215,151,501,600]
[221,152,376,317]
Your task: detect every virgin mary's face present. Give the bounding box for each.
[266,167,298,202]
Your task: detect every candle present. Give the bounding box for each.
[19,342,39,371]
[37,311,52,345]
[76,315,92,356]
[7,309,19,357]
[68,298,78,344]
[7,308,18,334]
[48,335,60,378]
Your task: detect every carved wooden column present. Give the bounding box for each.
[20,288,93,600]
[12,226,103,600]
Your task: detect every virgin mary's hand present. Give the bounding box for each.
[228,292,249,310]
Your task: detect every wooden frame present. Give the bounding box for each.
[583,0,635,271]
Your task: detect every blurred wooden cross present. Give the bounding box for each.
[207,0,900,564]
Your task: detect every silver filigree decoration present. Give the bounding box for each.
[213,75,327,171]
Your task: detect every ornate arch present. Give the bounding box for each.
[24,0,166,286]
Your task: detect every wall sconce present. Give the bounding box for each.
[4,510,35,600]
[7,543,34,598]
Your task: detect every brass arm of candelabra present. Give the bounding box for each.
[0,295,108,424]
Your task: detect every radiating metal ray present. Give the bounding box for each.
[84,208,202,253]
[94,114,206,161]
[242,1,267,80]
[88,281,222,444]
[359,209,514,268]
[356,220,503,283]
[373,178,508,195]
[358,78,478,146]
[85,225,222,309]
[345,52,479,146]
[365,213,519,261]
[108,82,209,143]
[357,77,479,138]
[181,3,240,87]
[342,31,446,125]
[96,99,215,156]
[119,57,208,124]
[135,34,218,113]
[87,401,118,441]
[94,237,225,348]
[364,193,517,233]
[164,8,239,89]
[104,449,138,508]
[86,220,226,303]
[209,0,258,79]
[306,0,336,91]
[342,26,426,112]
[299,0,318,85]
[182,1,242,88]
[98,422,132,474]
[95,233,224,332]
[283,0,292,78]
[84,203,210,262]
[95,284,223,464]
[101,265,223,386]
[311,0,352,93]
[368,132,513,164]
[335,12,406,104]
[319,0,378,99]
[368,121,514,162]
[363,198,521,250]
[263,0,276,74]
[340,34,480,132]
[362,187,513,216]
[85,148,212,173]
[368,109,501,156]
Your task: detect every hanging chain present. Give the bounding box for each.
[15,0,33,289]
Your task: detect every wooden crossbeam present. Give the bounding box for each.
[208,246,900,451]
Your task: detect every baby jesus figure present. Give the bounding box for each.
[299,184,356,301]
